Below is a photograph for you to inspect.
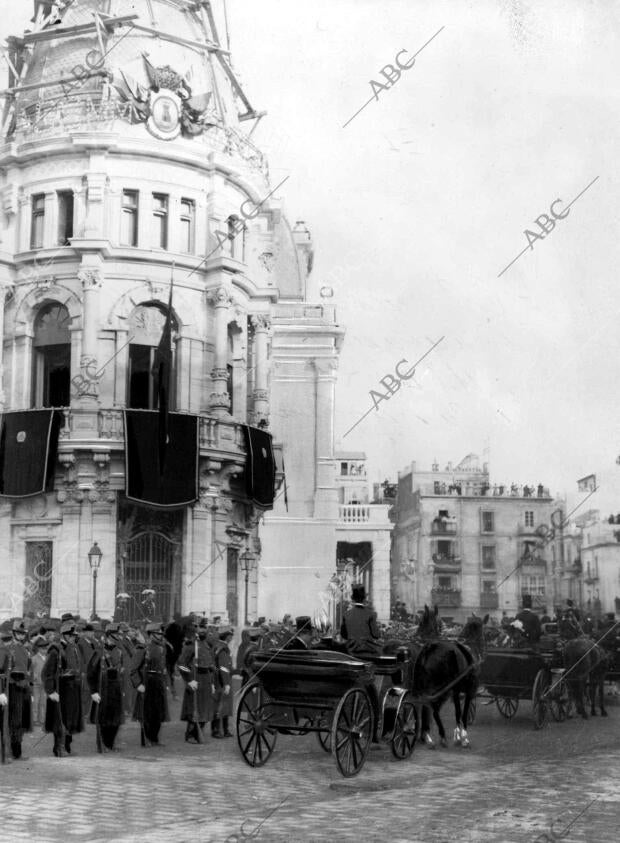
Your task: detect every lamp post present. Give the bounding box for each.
[240,550,256,626]
[88,542,103,620]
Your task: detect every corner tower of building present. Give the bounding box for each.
[0,1,343,625]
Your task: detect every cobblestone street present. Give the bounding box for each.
[1,690,619,842]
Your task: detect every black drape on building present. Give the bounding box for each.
[0,409,61,497]
[124,410,198,508]
[242,425,276,509]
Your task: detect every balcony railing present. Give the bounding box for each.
[431,554,462,572]
[431,588,461,608]
[58,407,245,455]
[431,520,457,535]
[338,504,391,525]
[480,593,499,609]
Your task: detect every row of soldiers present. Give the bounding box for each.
[0,614,235,761]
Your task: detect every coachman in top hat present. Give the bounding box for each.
[340,584,382,656]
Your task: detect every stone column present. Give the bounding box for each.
[77,266,102,405]
[250,314,270,426]
[207,286,232,417]
[0,283,10,409]
[312,358,339,519]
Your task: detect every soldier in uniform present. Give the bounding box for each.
[87,623,124,751]
[178,618,215,742]
[212,626,234,738]
[41,618,84,757]
[340,584,382,656]
[118,623,137,717]
[131,621,169,745]
[77,621,98,715]
[4,621,33,760]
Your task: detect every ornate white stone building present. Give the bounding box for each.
[0,0,347,625]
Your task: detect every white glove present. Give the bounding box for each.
[188,680,198,691]
[137,684,145,694]
[211,684,216,694]
[224,684,231,696]
[48,692,60,702]
[91,693,101,704]
[0,693,7,706]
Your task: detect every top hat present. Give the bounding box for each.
[61,613,75,623]
[351,584,366,603]
[295,616,312,633]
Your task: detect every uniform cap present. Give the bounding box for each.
[61,612,75,622]
[12,619,27,633]
[218,625,234,639]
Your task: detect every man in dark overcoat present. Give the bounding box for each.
[340,584,382,656]
[87,623,124,751]
[178,619,215,742]
[131,621,170,745]
[6,621,33,760]
[212,626,234,738]
[42,618,84,756]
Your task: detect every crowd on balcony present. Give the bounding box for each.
[432,481,549,497]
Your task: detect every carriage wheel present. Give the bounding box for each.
[466,696,477,726]
[532,670,550,730]
[496,696,519,719]
[391,691,417,760]
[236,682,277,768]
[316,715,332,753]
[331,688,373,777]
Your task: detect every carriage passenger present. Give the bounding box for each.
[340,585,382,656]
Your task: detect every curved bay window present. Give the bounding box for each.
[127,303,177,409]
[32,303,71,407]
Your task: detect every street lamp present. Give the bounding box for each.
[240,550,256,626]
[88,542,103,620]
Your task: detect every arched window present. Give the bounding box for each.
[127,304,177,410]
[32,303,71,407]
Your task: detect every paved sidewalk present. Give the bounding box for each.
[0,696,618,842]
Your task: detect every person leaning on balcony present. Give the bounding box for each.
[340,584,382,656]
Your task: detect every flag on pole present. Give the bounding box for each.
[152,275,173,478]
[577,474,597,493]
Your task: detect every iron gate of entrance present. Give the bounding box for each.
[123,531,179,622]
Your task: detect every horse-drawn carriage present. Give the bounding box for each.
[477,646,570,728]
[236,648,417,777]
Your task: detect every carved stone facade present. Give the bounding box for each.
[0,0,346,627]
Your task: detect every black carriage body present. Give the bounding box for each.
[480,648,548,699]
[250,649,375,708]
[237,648,417,776]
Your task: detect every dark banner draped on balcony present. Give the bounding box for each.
[124,410,198,508]
[242,425,276,509]
[0,409,61,497]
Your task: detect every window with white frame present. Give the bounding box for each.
[31,194,45,249]
[152,193,169,250]
[180,198,195,253]
[481,510,495,533]
[525,510,534,527]
[57,191,74,245]
[121,190,138,246]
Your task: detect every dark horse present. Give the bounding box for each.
[410,606,486,749]
[559,614,609,719]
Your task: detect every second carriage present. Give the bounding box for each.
[477,646,570,728]
[236,648,417,777]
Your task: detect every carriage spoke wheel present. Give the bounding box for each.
[236,683,277,768]
[466,696,477,726]
[532,670,550,730]
[331,688,373,777]
[316,715,332,753]
[391,692,417,760]
[496,696,519,719]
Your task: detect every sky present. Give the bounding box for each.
[3,0,620,518]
